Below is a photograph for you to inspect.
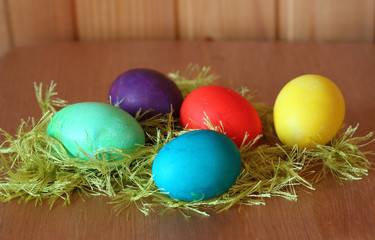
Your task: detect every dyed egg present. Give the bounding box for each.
[152,130,242,201]
[274,74,345,148]
[109,68,184,117]
[180,85,262,147]
[47,102,145,160]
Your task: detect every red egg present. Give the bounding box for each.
[180,85,262,147]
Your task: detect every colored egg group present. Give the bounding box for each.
[152,130,242,201]
[273,74,345,148]
[180,85,262,147]
[43,66,350,204]
[108,68,184,118]
[47,102,145,160]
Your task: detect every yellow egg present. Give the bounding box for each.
[274,74,345,148]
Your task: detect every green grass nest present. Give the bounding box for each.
[0,65,374,217]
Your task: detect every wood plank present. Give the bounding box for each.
[0,41,375,240]
[279,0,375,42]
[7,0,75,47]
[177,0,276,40]
[74,0,175,40]
[0,0,11,56]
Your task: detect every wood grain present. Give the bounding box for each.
[0,0,11,56]
[74,0,175,40]
[0,0,374,57]
[279,0,375,42]
[6,0,75,47]
[177,0,276,40]
[0,41,374,240]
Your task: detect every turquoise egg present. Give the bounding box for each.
[152,130,242,201]
[47,102,145,160]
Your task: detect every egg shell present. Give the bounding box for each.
[152,130,242,201]
[273,74,345,148]
[180,85,262,147]
[47,102,145,160]
[109,68,184,118]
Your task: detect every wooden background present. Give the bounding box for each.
[0,0,375,56]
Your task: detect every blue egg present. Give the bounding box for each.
[152,130,242,201]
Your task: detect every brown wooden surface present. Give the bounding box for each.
[0,0,11,56]
[177,0,276,40]
[6,0,75,47]
[1,0,375,56]
[279,0,375,42]
[0,41,374,240]
[75,0,176,40]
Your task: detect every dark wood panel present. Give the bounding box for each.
[74,0,175,40]
[0,0,11,56]
[7,0,75,47]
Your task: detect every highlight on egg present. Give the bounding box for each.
[152,130,242,202]
[273,74,345,148]
[180,85,262,148]
[47,102,145,160]
[108,68,184,118]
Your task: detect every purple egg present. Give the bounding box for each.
[109,68,183,118]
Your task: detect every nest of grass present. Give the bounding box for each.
[0,64,374,217]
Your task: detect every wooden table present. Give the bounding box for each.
[0,41,374,240]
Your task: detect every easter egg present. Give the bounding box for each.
[180,85,262,147]
[152,130,242,201]
[109,68,184,117]
[273,74,345,148]
[47,102,145,160]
